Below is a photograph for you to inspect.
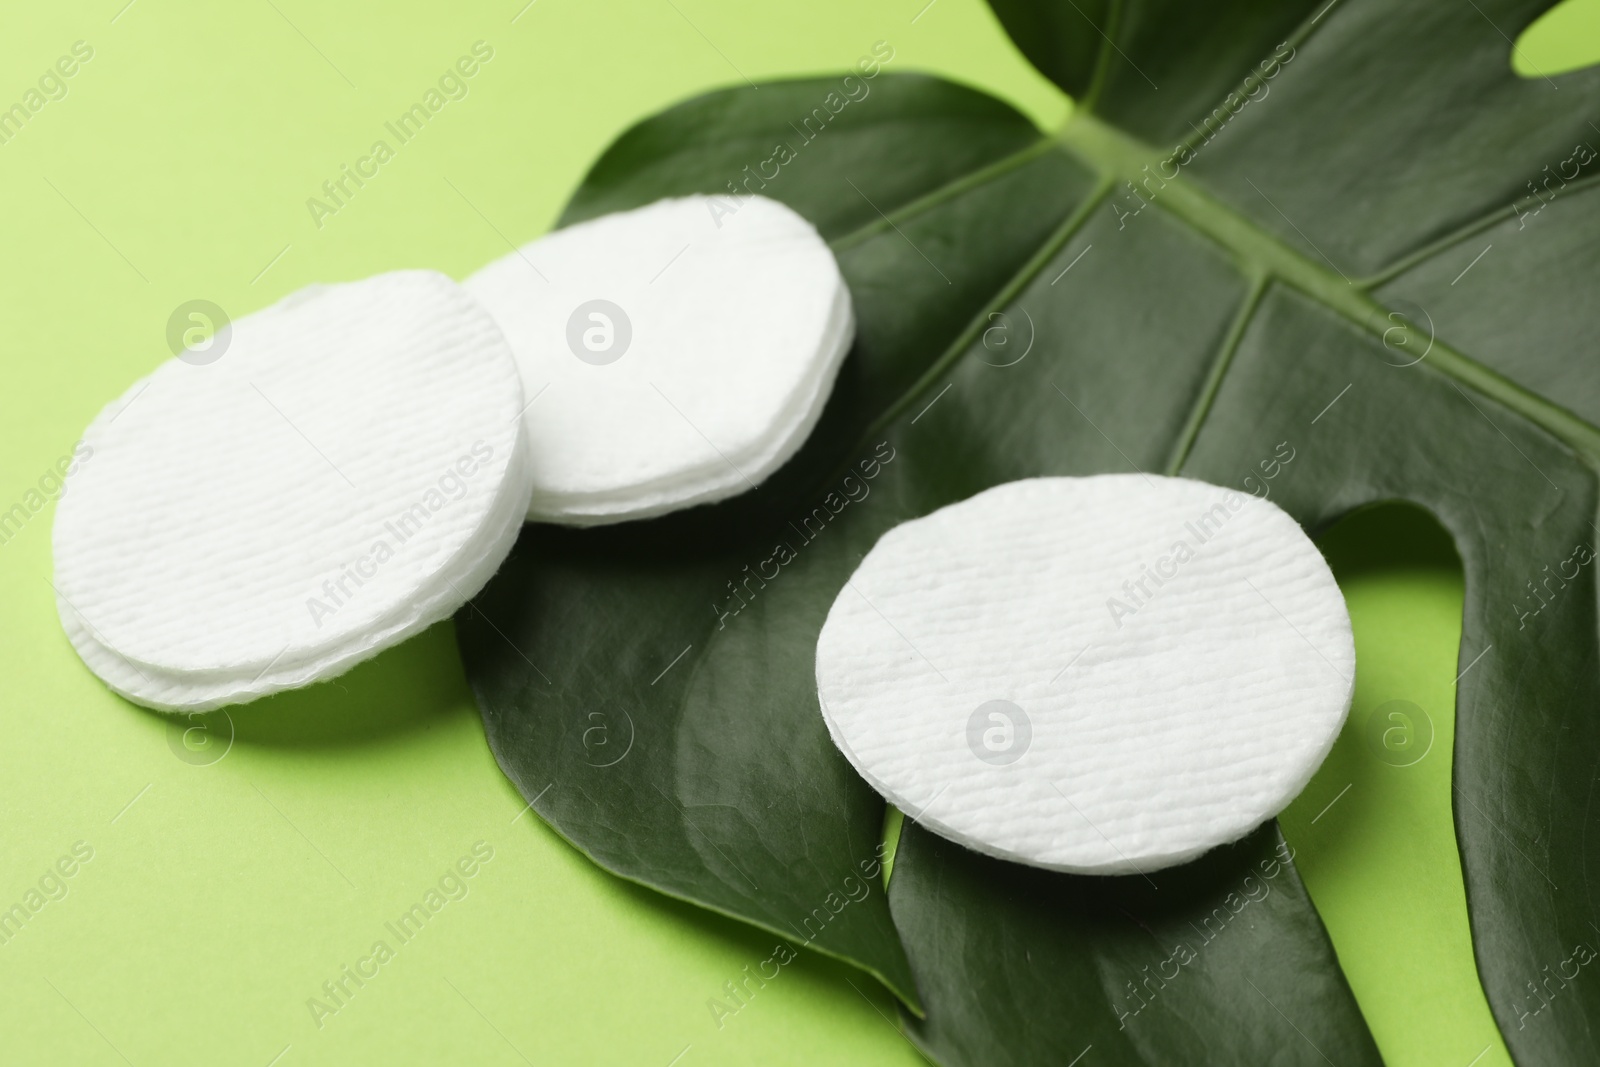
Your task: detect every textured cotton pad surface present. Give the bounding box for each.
[814,476,1354,875]
[466,194,853,525]
[53,270,533,711]
[58,430,533,712]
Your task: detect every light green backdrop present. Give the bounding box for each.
[1,1,1593,1063]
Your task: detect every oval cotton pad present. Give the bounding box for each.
[466,194,853,526]
[814,475,1354,875]
[52,270,534,712]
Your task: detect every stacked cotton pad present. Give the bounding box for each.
[815,476,1354,875]
[55,197,856,712]
[468,195,854,525]
[53,272,534,712]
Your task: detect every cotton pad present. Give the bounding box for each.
[52,270,534,712]
[814,476,1354,875]
[57,430,532,711]
[466,194,853,525]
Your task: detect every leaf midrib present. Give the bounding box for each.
[826,109,1600,485]
[1057,111,1600,466]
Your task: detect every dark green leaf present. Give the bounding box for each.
[890,821,1381,1066]
[463,2,1600,1060]
[561,74,1045,238]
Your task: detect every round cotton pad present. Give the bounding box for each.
[52,270,534,712]
[814,475,1354,875]
[466,194,853,526]
[57,427,533,713]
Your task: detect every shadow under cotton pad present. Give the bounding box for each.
[52,270,535,712]
[814,475,1354,876]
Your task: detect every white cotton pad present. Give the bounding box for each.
[52,270,534,712]
[57,430,532,712]
[814,475,1354,875]
[466,194,854,526]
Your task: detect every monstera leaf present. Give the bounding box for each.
[459,1,1600,1062]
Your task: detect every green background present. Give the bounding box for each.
[1,1,1595,1063]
